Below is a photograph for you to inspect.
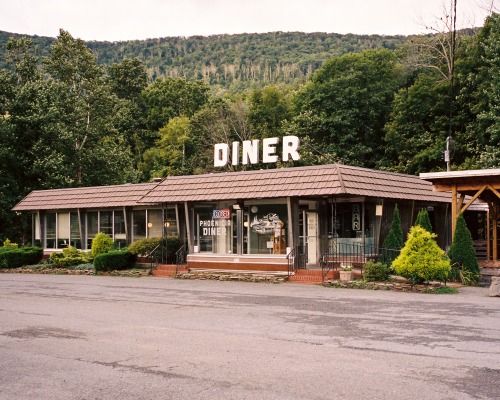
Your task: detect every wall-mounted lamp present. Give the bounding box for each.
[375,204,383,217]
[232,204,241,210]
[147,222,153,228]
[164,221,170,228]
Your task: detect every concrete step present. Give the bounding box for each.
[177,268,288,283]
[152,264,187,277]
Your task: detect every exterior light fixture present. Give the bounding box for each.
[233,204,241,210]
[251,206,258,213]
[147,222,153,228]
[375,204,383,216]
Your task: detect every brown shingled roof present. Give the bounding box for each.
[138,164,451,203]
[12,182,158,211]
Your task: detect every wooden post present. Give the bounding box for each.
[184,202,192,253]
[493,206,498,261]
[451,185,457,238]
[286,197,294,249]
[77,208,83,250]
[486,206,491,261]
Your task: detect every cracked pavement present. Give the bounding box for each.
[0,274,499,400]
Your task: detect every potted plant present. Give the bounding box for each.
[339,263,353,281]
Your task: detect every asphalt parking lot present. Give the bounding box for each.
[1,274,499,400]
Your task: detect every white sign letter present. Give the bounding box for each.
[282,135,300,162]
[231,141,240,166]
[262,137,279,163]
[214,143,229,167]
[242,139,259,165]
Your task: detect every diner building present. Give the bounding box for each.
[12,163,489,270]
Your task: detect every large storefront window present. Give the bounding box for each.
[327,201,375,253]
[194,203,235,254]
[57,212,70,248]
[243,202,288,255]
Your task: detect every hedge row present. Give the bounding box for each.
[0,247,43,269]
[94,250,136,272]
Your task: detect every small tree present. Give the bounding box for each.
[448,214,479,282]
[91,232,113,258]
[382,204,404,264]
[414,208,433,232]
[393,226,451,284]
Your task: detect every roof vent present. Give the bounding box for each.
[151,177,163,183]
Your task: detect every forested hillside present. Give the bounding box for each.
[0,13,498,242]
[0,30,406,88]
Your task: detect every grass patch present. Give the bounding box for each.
[432,286,458,294]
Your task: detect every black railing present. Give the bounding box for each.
[145,243,162,274]
[287,246,307,277]
[320,241,400,282]
[175,244,187,276]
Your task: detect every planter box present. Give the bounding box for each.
[339,270,353,282]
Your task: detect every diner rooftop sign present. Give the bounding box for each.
[214,136,300,167]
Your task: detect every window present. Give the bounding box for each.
[243,202,288,255]
[194,203,235,254]
[133,210,146,241]
[100,211,113,236]
[57,212,70,248]
[114,211,127,248]
[147,209,163,238]
[45,213,56,249]
[87,212,98,249]
[70,212,81,249]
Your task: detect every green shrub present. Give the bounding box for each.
[448,214,479,283]
[91,233,114,258]
[414,209,433,232]
[128,237,162,256]
[0,247,43,268]
[94,250,136,272]
[49,246,92,267]
[364,261,390,282]
[393,226,451,284]
[382,204,404,265]
[2,238,19,249]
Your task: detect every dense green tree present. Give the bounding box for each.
[108,58,148,100]
[293,49,404,167]
[414,209,433,232]
[142,77,209,131]
[448,214,479,278]
[249,85,291,137]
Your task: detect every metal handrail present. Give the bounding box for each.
[287,245,307,277]
[145,243,162,274]
[175,244,187,276]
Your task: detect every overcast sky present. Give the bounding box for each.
[0,0,497,41]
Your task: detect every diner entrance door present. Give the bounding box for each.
[299,209,320,267]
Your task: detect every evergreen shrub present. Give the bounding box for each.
[0,247,43,268]
[364,261,390,282]
[94,250,136,272]
[50,246,92,267]
[382,204,404,265]
[128,237,161,256]
[91,233,114,258]
[414,209,433,232]
[448,214,479,284]
[393,226,450,284]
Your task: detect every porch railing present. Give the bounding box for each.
[287,245,307,277]
[145,243,162,274]
[320,241,400,281]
